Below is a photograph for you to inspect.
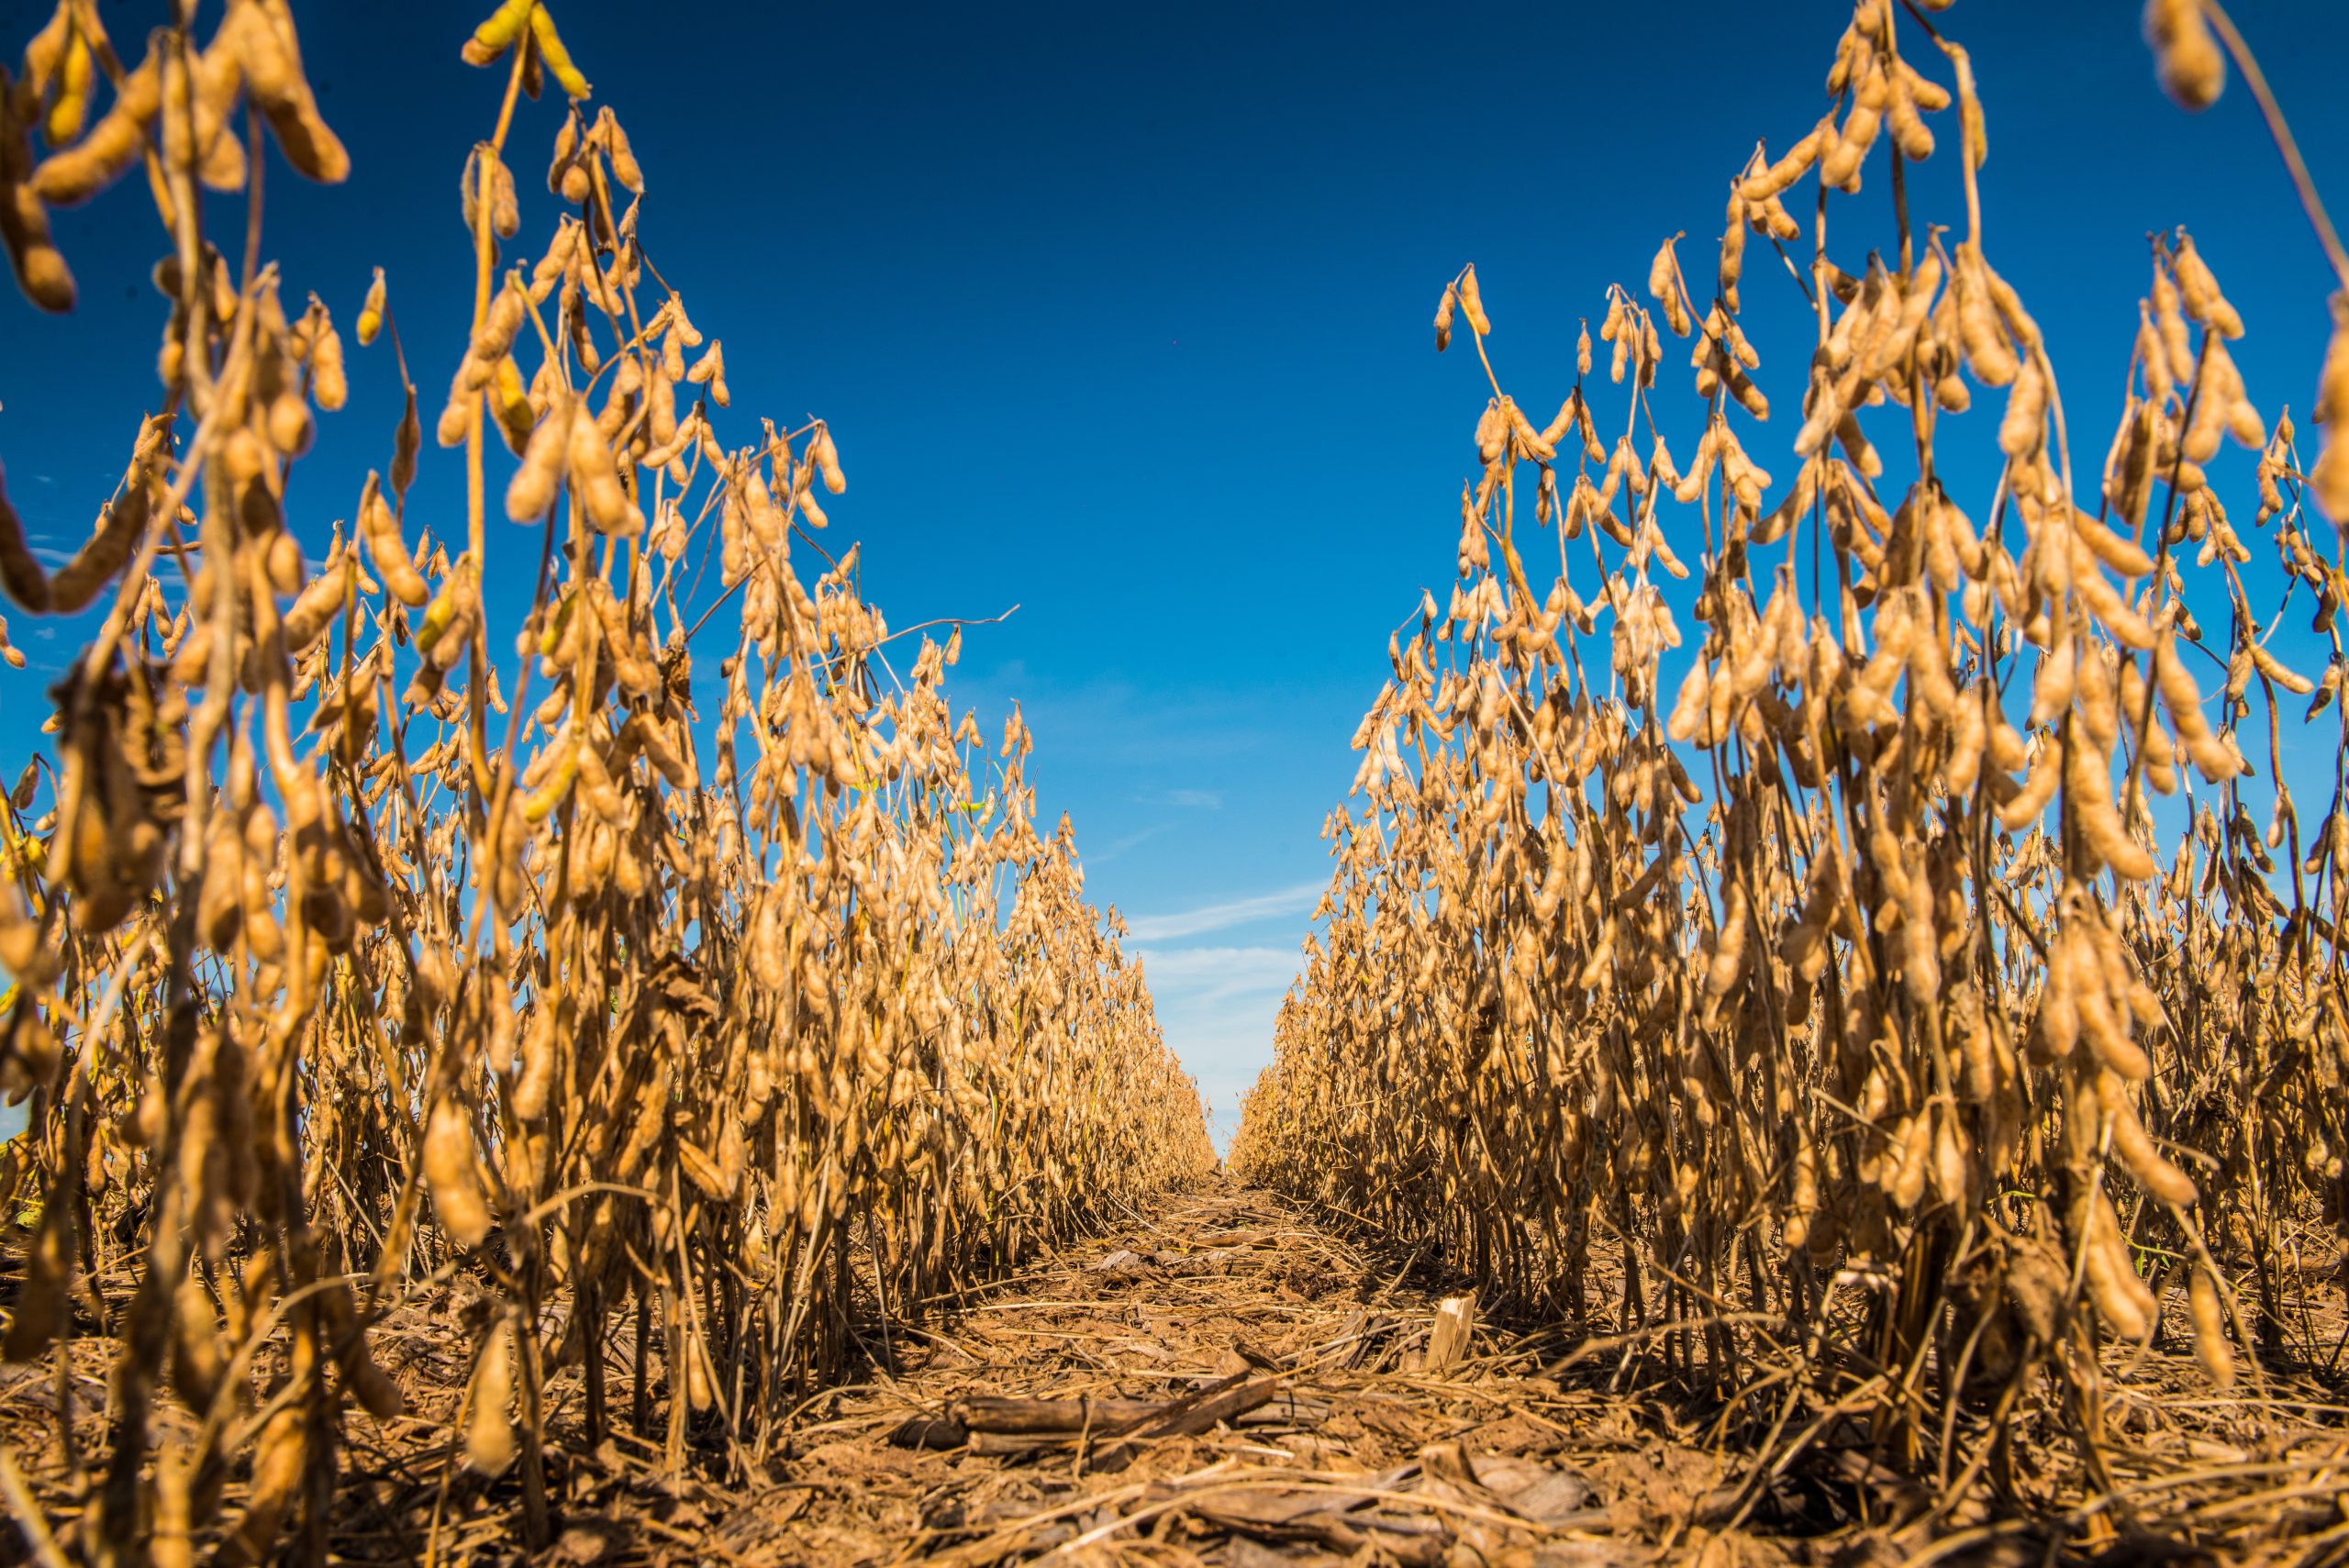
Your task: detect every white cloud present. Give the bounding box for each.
[1159,787,1222,809]
[1132,944,1299,1005]
[1132,945,1301,1157]
[1124,881,1323,942]
[1085,821,1174,866]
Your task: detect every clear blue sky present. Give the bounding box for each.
[3,1,2345,1145]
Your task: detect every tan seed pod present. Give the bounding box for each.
[686,338,729,408]
[424,1096,494,1246]
[567,398,643,535]
[2151,270,2198,407]
[597,106,644,193]
[2082,1192,2157,1340]
[230,0,351,183]
[1820,97,1880,192]
[228,1407,309,1561]
[1647,236,1690,337]
[2144,0,2225,111]
[490,355,535,455]
[359,473,429,606]
[29,52,159,207]
[513,999,559,1121]
[1738,117,1828,204]
[813,425,848,495]
[2188,1268,2235,1385]
[507,393,573,522]
[2249,639,2316,696]
[1457,264,1490,336]
[2,148,76,311]
[0,462,57,610]
[489,150,519,239]
[1887,79,1934,161]
[464,1321,518,1474]
[2029,636,2076,728]
[1953,247,2019,387]
[2100,1070,2197,1203]
[48,460,163,615]
[2312,295,2349,521]
[1998,353,2048,460]
[169,1273,227,1413]
[2171,234,2243,339]
[279,553,348,654]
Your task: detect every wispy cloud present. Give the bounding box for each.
[1124,881,1323,942]
[1152,787,1222,809]
[1132,944,1299,1005]
[1085,821,1174,866]
[941,668,1280,772]
[1132,945,1301,1156]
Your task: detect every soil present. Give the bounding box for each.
[6,1180,2349,1566]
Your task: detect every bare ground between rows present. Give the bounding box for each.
[6,1180,2349,1566]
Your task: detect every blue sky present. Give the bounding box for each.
[4,1,2347,1146]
